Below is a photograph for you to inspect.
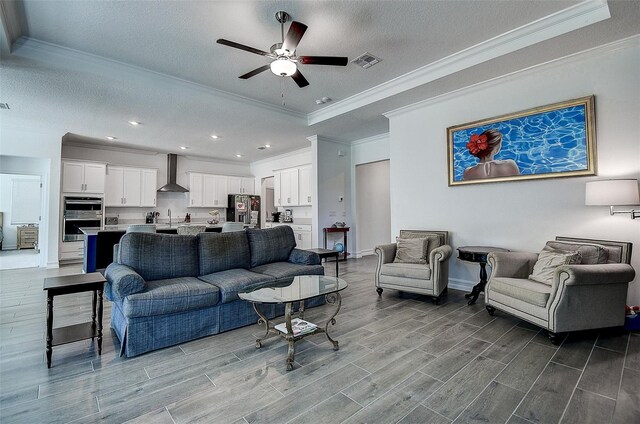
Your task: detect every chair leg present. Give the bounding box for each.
[486,305,496,316]
[432,295,440,305]
[376,287,383,297]
[547,331,562,345]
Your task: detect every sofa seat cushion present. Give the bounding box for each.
[123,277,220,318]
[490,277,552,307]
[198,269,275,303]
[250,262,325,279]
[381,262,432,280]
[197,232,251,275]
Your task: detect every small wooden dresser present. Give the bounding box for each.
[17,225,39,250]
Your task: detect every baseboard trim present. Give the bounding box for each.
[448,278,475,293]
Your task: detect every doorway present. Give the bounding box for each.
[0,173,43,270]
[355,160,391,257]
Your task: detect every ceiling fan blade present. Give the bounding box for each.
[216,39,270,56]
[291,70,309,88]
[282,21,308,53]
[299,56,349,66]
[239,65,271,79]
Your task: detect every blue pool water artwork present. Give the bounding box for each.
[452,104,589,182]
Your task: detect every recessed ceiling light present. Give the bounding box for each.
[236,154,242,158]
[265,144,271,148]
[180,146,189,150]
[211,135,220,140]
[128,120,140,126]
[106,136,117,140]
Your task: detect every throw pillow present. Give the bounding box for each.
[394,237,428,264]
[398,233,442,263]
[529,248,582,285]
[545,241,608,264]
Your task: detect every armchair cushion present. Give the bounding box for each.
[381,262,431,280]
[394,237,428,264]
[397,233,441,263]
[529,247,581,285]
[490,277,552,307]
[545,240,608,264]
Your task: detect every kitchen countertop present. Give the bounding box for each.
[102,223,226,231]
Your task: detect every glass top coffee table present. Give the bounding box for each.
[239,275,348,371]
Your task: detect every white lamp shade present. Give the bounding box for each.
[270,58,297,76]
[585,179,640,206]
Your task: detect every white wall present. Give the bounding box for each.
[386,39,640,303]
[355,160,391,257]
[0,174,41,250]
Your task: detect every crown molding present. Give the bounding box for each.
[306,134,351,146]
[249,146,312,167]
[351,132,389,146]
[384,34,639,118]
[11,37,307,122]
[308,0,611,126]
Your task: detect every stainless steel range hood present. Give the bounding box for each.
[157,154,189,192]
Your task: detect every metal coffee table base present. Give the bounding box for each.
[251,293,342,371]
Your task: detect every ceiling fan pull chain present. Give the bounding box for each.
[281,76,286,106]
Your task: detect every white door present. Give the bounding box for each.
[123,168,142,206]
[140,169,157,207]
[298,165,311,205]
[202,174,217,207]
[189,173,204,207]
[274,171,282,207]
[280,170,292,206]
[227,176,241,194]
[62,162,84,193]
[288,168,299,206]
[241,177,255,195]
[104,166,124,206]
[83,164,106,193]
[214,176,229,207]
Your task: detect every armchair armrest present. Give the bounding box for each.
[375,243,397,265]
[557,263,636,286]
[430,244,452,265]
[488,251,539,279]
[288,248,321,265]
[104,263,146,301]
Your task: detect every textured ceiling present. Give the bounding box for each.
[1,1,638,162]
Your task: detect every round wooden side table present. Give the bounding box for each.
[457,246,509,305]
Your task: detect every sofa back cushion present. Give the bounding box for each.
[246,226,296,268]
[197,231,251,275]
[119,233,199,281]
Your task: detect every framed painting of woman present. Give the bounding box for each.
[447,96,596,186]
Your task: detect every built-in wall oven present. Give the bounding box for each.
[62,197,103,242]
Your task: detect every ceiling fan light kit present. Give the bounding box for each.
[216,10,348,90]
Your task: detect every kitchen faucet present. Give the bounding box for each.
[168,208,172,227]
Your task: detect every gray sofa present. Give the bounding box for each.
[104,226,324,357]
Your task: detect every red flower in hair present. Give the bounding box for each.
[466,133,488,155]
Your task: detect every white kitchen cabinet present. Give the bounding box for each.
[227,176,241,195]
[274,171,282,207]
[229,176,256,195]
[59,241,84,260]
[62,161,106,194]
[279,168,299,206]
[189,173,228,207]
[291,224,312,249]
[298,165,312,206]
[140,168,157,207]
[105,166,156,207]
[241,177,255,195]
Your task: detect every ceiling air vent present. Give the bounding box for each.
[0,103,10,110]
[352,52,381,69]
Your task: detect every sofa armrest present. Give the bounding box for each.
[104,263,146,301]
[375,243,397,265]
[488,251,539,279]
[557,263,636,286]
[288,248,321,265]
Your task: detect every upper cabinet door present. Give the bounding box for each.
[227,176,241,194]
[83,163,106,194]
[274,171,282,207]
[288,168,299,206]
[298,165,311,205]
[123,168,142,207]
[214,175,229,207]
[104,166,124,206]
[62,162,84,193]
[202,174,217,207]
[241,177,255,195]
[189,173,204,207]
[140,169,157,207]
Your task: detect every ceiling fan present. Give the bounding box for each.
[216,11,348,88]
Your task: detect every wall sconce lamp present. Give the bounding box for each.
[585,179,640,219]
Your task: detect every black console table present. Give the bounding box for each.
[457,246,509,305]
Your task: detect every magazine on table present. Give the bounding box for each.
[275,318,317,336]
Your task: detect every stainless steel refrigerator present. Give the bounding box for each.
[227,194,260,228]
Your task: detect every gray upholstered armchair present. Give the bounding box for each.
[375,230,452,304]
[485,236,635,344]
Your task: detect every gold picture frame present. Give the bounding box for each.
[447,96,597,186]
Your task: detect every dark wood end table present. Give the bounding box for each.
[305,248,340,276]
[323,227,349,261]
[43,272,106,368]
[457,246,509,305]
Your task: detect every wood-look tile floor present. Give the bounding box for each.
[1,256,638,423]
